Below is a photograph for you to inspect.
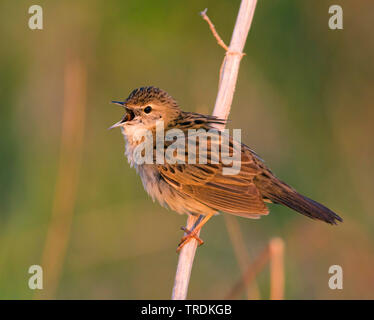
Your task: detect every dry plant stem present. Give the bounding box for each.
[212,0,257,123]
[269,237,285,300]
[224,215,260,299]
[172,215,201,300]
[172,0,258,300]
[35,59,86,299]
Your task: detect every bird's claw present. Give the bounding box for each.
[176,226,204,252]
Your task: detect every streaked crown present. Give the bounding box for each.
[125,86,179,109]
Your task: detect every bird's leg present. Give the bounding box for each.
[177,213,214,252]
[179,215,204,246]
[180,226,204,245]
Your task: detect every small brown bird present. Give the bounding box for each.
[110,87,342,251]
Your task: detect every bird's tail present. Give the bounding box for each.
[256,176,343,225]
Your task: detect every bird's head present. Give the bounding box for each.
[109,87,182,134]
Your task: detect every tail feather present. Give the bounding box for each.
[256,177,343,225]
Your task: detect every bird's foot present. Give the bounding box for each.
[176,227,204,252]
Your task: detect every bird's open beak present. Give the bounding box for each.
[108,100,134,130]
[111,100,125,106]
[108,120,125,130]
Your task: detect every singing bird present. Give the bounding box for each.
[110,87,342,251]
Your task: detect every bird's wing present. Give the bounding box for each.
[157,133,269,216]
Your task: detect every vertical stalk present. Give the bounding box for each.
[172,0,258,300]
[36,58,86,299]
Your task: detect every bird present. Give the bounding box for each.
[110,86,342,252]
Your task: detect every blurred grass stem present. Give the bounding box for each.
[224,215,260,299]
[36,58,86,299]
[225,237,285,299]
[269,237,285,300]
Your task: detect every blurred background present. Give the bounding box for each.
[0,0,373,299]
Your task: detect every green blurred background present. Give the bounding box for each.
[1,0,373,299]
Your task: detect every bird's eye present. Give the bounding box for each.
[144,106,152,114]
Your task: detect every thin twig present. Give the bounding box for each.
[172,0,258,300]
[200,8,229,51]
[200,8,228,87]
[200,8,246,89]
[35,58,86,299]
